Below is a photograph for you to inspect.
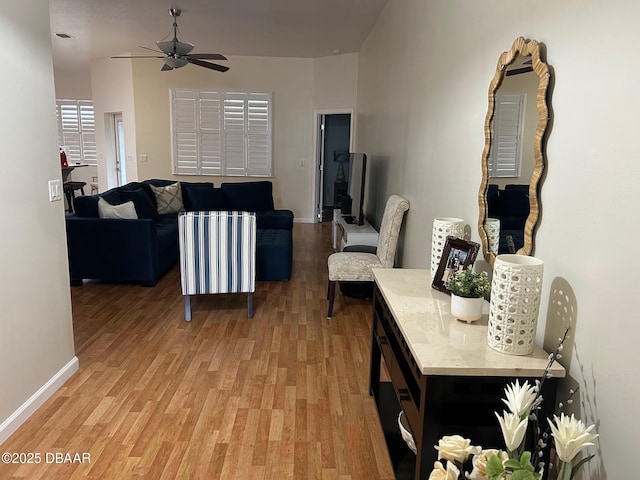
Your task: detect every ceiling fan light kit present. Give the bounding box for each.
[111,8,228,73]
[164,56,189,69]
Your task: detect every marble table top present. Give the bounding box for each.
[372,268,566,378]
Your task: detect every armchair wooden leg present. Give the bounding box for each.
[327,280,336,318]
[248,292,254,318]
[184,295,192,322]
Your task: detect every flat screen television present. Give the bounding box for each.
[343,153,367,225]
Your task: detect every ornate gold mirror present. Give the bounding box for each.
[478,37,550,267]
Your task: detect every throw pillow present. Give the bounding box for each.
[97,198,138,219]
[73,195,100,218]
[150,182,184,214]
[102,187,158,219]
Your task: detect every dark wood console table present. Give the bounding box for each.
[370,269,565,480]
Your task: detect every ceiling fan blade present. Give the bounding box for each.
[186,53,227,61]
[161,63,173,72]
[111,55,164,59]
[187,58,229,72]
[137,45,164,54]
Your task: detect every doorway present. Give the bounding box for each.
[105,112,127,188]
[112,113,127,186]
[314,111,353,223]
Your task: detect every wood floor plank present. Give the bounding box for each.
[0,223,396,479]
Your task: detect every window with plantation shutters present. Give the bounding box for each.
[489,93,525,178]
[171,89,272,177]
[56,100,97,165]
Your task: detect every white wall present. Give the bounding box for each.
[313,53,359,112]
[54,68,92,99]
[90,57,138,191]
[357,0,640,477]
[0,0,76,443]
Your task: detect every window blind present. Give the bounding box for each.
[56,99,97,165]
[171,89,272,177]
[489,93,525,178]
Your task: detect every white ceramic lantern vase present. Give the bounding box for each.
[487,254,544,355]
[430,217,465,275]
[485,218,500,255]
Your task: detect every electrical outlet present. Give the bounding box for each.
[48,179,62,202]
[274,196,281,206]
[140,153,148,162]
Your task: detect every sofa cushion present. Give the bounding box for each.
[74,195,100,218]
[221,181,274,212]
[154,216,179,252]
[180,182,224,210]
[187,187,228,211]
[499,188,529,217]
[97,198,138,219]
[101,188,158,219]
[256,210,294,230]
[256,229,292,281]
[150,182,184,214]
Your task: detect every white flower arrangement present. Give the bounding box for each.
[427,328,598,480]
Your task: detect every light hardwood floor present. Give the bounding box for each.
[0,222,395,479]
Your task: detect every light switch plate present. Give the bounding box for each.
[49,179,62,202]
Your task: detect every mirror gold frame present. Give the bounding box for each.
[478,37,550,267]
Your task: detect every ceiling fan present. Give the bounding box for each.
[111,8,229,72]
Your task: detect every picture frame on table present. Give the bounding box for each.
[432,236,480,294]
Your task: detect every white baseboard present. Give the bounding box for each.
[0,356,79,445]
[294,217,314,223]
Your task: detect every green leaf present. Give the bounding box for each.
[519,451,533,467]
[503,452,540,480]
[504,459,522,469]
[570,455,595,479]
[511,470,537,480]
[486,452,505,480]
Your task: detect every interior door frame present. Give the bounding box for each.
[113,113,126,186]
[104,111,127,189]
[312,109,355,223]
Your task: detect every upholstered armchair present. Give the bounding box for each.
[327,195,409,318]
[178,211,257,321]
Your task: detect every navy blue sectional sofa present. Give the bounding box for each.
[66,179,293,286]
[487,184,529,253]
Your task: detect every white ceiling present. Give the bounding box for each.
[49,0,389,71]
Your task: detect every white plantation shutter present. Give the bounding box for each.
[172,90,198,174]
[56,100,96,165]
[79,101,97,164]
[489,93,525,178]
[171,89,272,177]
[199,92,222,175]
[247,93,272,176]
[223,94,247,176]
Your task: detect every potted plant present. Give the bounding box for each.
[444,267,491,323]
